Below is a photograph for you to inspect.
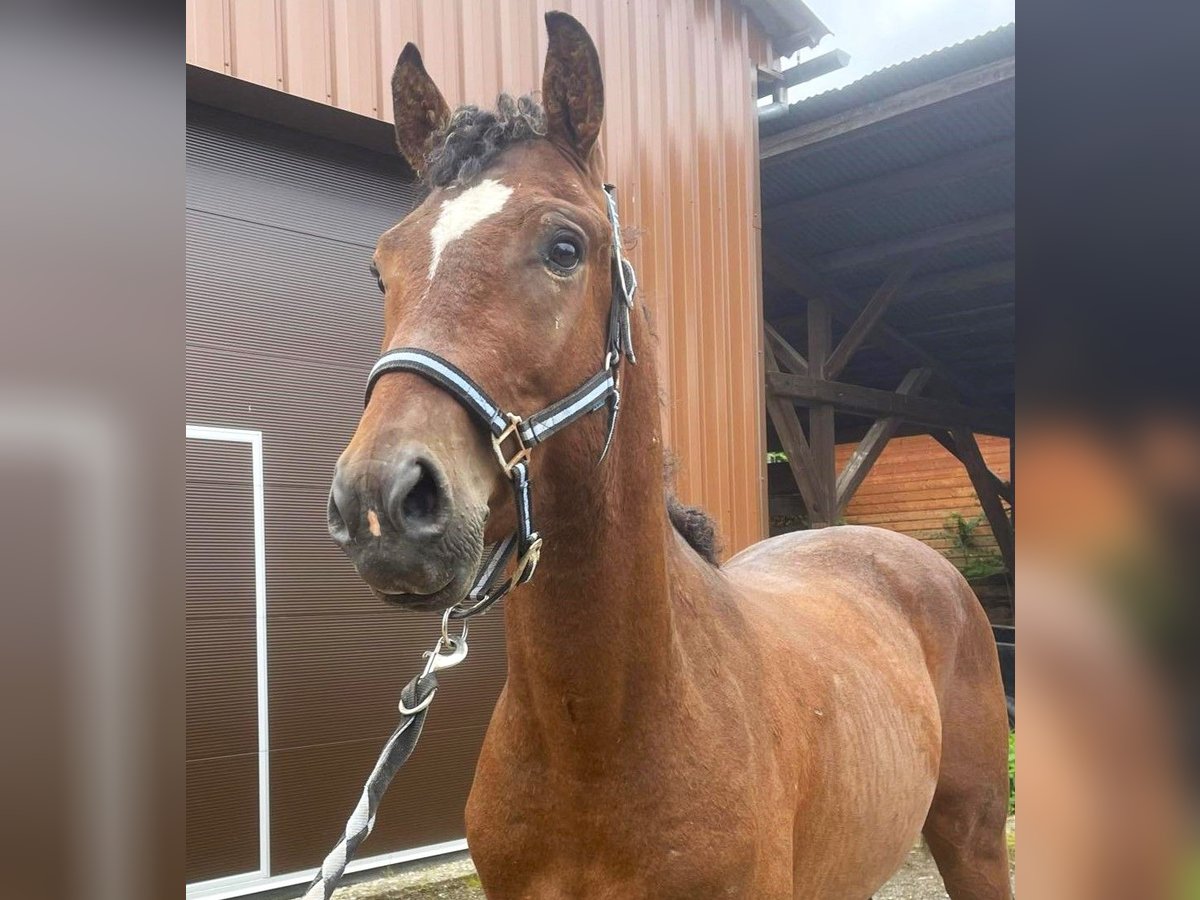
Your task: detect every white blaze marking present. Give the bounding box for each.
[427,178,514,280]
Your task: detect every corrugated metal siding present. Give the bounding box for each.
[186,0,772,552]
[186,104,508,879]
[835,434,1011,564]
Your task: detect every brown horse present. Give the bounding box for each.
[327,12,1011,899]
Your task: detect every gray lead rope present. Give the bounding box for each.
[302,615,469,900]
[301,185,638,900]
[302,673,439,900]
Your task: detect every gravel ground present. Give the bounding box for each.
[330,819,1015,899]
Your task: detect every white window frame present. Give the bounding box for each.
[186,425,271,893]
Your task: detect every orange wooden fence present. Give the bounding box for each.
[836,434,1011,566]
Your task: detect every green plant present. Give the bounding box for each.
[1008,730,1015,814]
[767,450,789,463]
[940,512,1006,580]
[769,513,808,532]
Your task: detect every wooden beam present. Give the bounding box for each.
[835,368,934,515]
[766,262,1015,324]
[951,426,1015,574]
[764,139,1014,223]
[807,298,837,525]
[825,260,917,379]
[914,301,1015,328]
[901,260,1015,301]
[760,241,984,402]
[906,319,1013,343]
[766,372,1012,436]
[815,212,1014,274]
[763,344,824,521]
[929,431,1014,505]
[764,322,808,375]
[761,57,1015,163]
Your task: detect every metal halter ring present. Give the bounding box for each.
[440,606,468,649]
[511,534,543,587]
[399,613,470,715]
[398,687,437,716]
[422,616,469,677]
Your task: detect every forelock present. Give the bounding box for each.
[423,94,546,188]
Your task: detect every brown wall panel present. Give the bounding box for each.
[186,0,772,553]
[187,755,260,883]
[186,621,257,762]
[185,436,260,882]
[269,721,491,874]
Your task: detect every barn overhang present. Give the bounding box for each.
[757,25,1015,573]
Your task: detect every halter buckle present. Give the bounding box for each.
[511,535,543,587]
[491,413,531,477]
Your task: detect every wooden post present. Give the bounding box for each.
[950,427,1014,575]
[1008,432,1015,533]
[807,297,836,526]
[763,342,824,523]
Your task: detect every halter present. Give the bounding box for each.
[362,183,638,621]
[304,190,638,900]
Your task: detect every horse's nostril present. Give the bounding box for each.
[398,460,443,528]
[327,480,354,544]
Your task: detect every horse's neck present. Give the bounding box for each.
[499,359,678,746]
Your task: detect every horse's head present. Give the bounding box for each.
[328,13,615,611]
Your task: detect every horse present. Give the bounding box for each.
[326,12,1012,899]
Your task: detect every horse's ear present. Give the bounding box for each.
[541,12,604,168]
[391,43,451,177]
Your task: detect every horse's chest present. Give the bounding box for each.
[467,749,769,898]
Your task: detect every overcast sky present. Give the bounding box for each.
[786,0,1015,102]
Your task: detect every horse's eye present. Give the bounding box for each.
[369,263,385,294]
[546,238,581,274]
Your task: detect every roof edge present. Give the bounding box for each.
[742,0,832,57]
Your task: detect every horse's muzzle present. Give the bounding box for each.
[328,442,483,610]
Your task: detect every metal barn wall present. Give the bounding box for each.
[187,0,772,552]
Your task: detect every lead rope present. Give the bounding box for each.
[300,185,637,900]
[300,612,468,900]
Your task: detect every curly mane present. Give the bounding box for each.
[424,94,546,187]
[667,494,721,567]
